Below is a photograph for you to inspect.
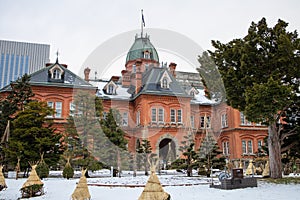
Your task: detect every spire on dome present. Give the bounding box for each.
[141,9,145,38]
[55,50,59,63]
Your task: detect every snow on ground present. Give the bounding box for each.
[1,173,300,200]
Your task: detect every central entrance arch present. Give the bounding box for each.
[159,138,176,168]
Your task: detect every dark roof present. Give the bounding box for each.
[0,62,96,92]
[132,67,190,98]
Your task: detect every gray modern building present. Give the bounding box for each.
[0,40,50,89]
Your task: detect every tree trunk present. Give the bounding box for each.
[268,123,282,178]
[117,149,121,177]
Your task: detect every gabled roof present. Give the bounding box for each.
[30,62,95,89]
[1,61,96,93]
[137,67,189,97]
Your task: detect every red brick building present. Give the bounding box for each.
[1,34,268,165]
[0,59,97,133]
[86,33,268,164]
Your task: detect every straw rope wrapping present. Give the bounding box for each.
[71,169,91,200]
[20,163,44,197]
[0,165,7,191]
[139,160,170,200]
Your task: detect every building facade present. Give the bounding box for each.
[0,59,97,133]
[86,33,269,164]
[0,40,50,89]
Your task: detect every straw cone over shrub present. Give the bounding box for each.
[71,169,91,200]
[0,165,7,191]
[139,162,170,200]
[20,163,44,198]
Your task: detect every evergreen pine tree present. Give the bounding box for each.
[179,132,198,177]
[100,109,128,177]
[210,18,300,178]
[3,101,62,173]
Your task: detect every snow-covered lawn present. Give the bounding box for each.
[1,173,299,200]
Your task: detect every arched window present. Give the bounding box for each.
[53,69,61,79]
[162,78,168,88]
[108,84,114,94]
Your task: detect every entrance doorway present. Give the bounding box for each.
[159,138,176,169]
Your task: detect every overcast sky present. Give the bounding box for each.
[1,0,300,78]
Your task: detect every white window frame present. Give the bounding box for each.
[136,110,140,126]
[151,108,157,122]
[247,140,253,154]
[222,141,229,155]
[240,112,252,125]
[200,115,211,128]
[242,139,254,154]
[162,78,168,89]
[170,109,176,123]
[122,112,128,126]
[190,115,195,128]
[258,140,263,150]
[47,101,54,117]
[158,108,164,123]
[221,113,228,128]
[242,140,247,154]
[53,69,61,79]
[69,102,75,116]
[177,109,182,124]
[108,84,114,94]
[55,102,62,118]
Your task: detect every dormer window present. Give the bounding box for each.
[162,78,168,88]
[144,51,150,59]
[108,84,114,94]
[104,80,118,95]
[160,71,172,89]
[53,69,61,79]
[48,64,64,82]
[188,87,199,98]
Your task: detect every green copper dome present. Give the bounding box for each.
[126,35,159,63]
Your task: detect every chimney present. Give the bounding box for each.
[84,67,91,82]
[169,62,177,77]
[135,61,142,94]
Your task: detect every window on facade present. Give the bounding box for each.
[258,140,263,150]
[132,65,136,73]
[69,102,75,116]
[162,78,168,89]
[55,102,62,118]
[170,109,176,123]
[221,113,228,128]
[222,141,230,155]
[108,84,114,94]
[191,116,195,128]
[144,51,150,59]
[190,91,195,97]
[158,108,164,123]
[242,139,253,154]
[52,69,62,79]
[151,108,157,122]
[240,112,252,125]
[103,112,107,120]
[47,102,54,117]
[247,140,253,154]
[48,101,62,118]
[177,109,182,123]
[136,110,140,126]
[242,140,247,154]
[122,112,128,126]
[200,116,210,128]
